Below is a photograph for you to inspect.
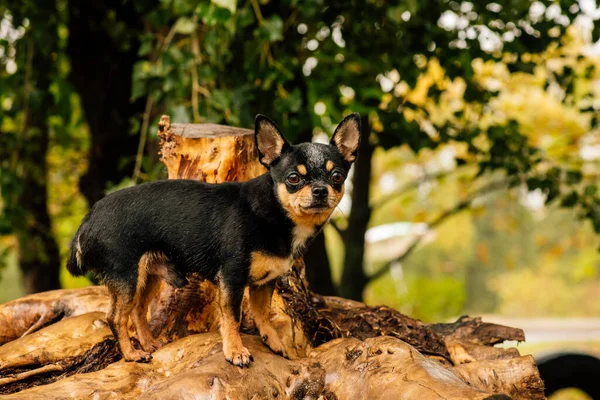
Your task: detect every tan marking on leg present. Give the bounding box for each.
[249,282,286,356]
[218,278,251,367]
[297,164,307,175]
[131,251,171,352]
[131,274,162,352]
[276,184,333,227]
[249,251,292,286]
[325,160,334,172]
[107,289,151,362]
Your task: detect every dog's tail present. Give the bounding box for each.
[66,222,87,277]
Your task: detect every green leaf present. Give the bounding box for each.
[560,191,579,208]
[211,0,236,13]
[566,170,583,185]
[209,90,230,110]
[584,184,598,198]
[255,16,283,42]
[173,17,197,34]
[138,37,153,56]
[169,105,191,124]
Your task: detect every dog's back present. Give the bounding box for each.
[67,179,244,285]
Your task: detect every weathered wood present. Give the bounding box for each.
[0,116,546,399]
[0,286,109,346]
[430,315,525,345]
[158,115,266,181]
[453,356,545,400]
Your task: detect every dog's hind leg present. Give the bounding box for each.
[131,252,167,353]
[249,280,286,357]
[106,283,152,363]
[131,273,162,353]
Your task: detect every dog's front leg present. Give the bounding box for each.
[249,281,287,357]
[218,274,252,367]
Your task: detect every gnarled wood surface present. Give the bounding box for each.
[0,118,545,399]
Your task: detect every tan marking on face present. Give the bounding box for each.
[250,251,292,286]
[277,183,342,253]
[327,183,345,208]
[297,164,307,175]
[326,160,334,172]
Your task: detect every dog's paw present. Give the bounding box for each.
[262,334,288,358]
[141,338,162,353]
[225,345,253,368]
[124,349,153,363]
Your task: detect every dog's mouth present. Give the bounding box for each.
[300,202,332,213]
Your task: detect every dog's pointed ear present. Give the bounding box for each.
[255,114,289,168]
[331,112,361,163]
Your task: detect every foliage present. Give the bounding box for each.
[0,0,600,310]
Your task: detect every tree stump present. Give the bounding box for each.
[0,116,546,399]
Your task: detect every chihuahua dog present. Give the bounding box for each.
[67,113,360,367]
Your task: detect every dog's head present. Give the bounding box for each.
[255,113,361,225]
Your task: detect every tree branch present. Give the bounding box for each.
[368,178,513,282]
[369,170,453,212]
[132,95,155,183]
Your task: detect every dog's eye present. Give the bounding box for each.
[287,173,301,184]
[332,171,344,184]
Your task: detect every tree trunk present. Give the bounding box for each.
[0,118,546,399]
[13,9,61,294]
[303,232,337,295]
[339,115,374,301]
[15,119,61,294]
[66,0,146,206]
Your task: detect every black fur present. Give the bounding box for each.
[68,175,295,291]
[67,112,361,365]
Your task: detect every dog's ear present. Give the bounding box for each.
[331,112,361,163]
[255,115,289,168]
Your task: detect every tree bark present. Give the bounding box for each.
[0,118,546,399]
[66,0,146,206]
[15,125,61,294]
[303,232,337,296]
[13,8,61,294]
[339,115,374,301]
[0,282,544,399]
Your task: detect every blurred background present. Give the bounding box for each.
[1,0,600,398]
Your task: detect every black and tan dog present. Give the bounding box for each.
[67,113,360,367]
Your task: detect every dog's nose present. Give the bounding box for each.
[312,186,328,199]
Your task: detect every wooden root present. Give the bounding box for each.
[0,119,545,399]
[0,262,544,399]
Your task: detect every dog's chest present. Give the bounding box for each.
[249,252,293,286]
[292,224,315,255]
